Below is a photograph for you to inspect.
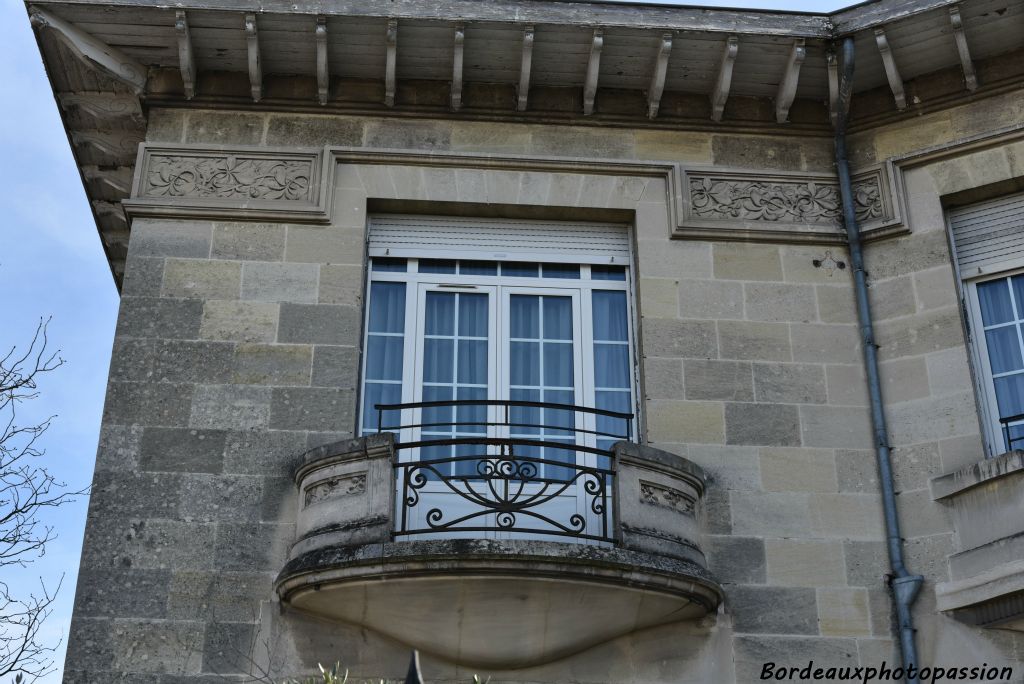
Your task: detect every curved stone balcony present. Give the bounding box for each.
[274,402,722,669]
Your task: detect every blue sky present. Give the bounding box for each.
[2,0,840,679]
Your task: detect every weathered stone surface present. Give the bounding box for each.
[815,284,857,324]
[186,111,265,144]
[266,115,364,146]
[825,364,869,407]
[178,474,264,522]
[646,400,725,444]
[128,221,212,259]
[733,635,858,683]
[89,470,183,519]
[809,493,885,540]
[190,385,272,430]
[867,276,916,321]
[684,360,753,401]
[63,617,115,673]
[791,323,860,364]
[731,492,811,537]
[146,108,185,143]
[686,444,759,491]
[310,345,360,388]
[95,424,144,472]
[913,266,958,312]
[744,283,816,322]
[109,619,205,674]
[81,517,216,571]
[725,403,800,447]
[835,449,879,493]
[139,427,226,474]
[800,405,872,449]
[760,447,837,492]
[727,585,818,634]
[223,429,308,476]
[642,318,718,359]
[117,297,204,340]
[713,243,783,281]
[364,119,451,150]
[530,126,634,158]
[718,321,791,361]
[242,262,319,303]
[167,570,274,622]
[886,392,979,445]
[278,303,361,345]
[122,256,166,297]
[213,522,290,571]
[199,300,278,343]
[270,387,356,432]
[639,278,679,318]
[843,540,888,587]
[104,382,194,427]
[73,568,171,618]
[766,539,845,586]
[212,223,286,262]
[232,344,313,385]
[636,239,712,279]
[678,279,743,320]
[161,259,242,300]
[704,535,766,584]
[862,229,951,281]
[753,363,826,404]
[817,587,871,637]
[318,264,364,306]
[153,340,236,384]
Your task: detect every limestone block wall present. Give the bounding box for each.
[64,92,1024,682]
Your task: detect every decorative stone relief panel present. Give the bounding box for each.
[304,472,367,507]
[639,480,696,516]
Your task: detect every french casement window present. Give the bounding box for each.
[949,191,1024,455]
[358,216,638,475]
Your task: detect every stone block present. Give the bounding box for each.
[891,442,941,491]
[712,134,805,169]
[127,221,212,259]
[261,475,296,523]
[725,403,800,447]
[451,122,531,153]
[781,245,853,285]
[265,115,364,146]
[800,405,872,449]
[117,297,204,340]
[867,276,916,321]
[816,285,857,324]
[285,226,364,264]
[162,259,242,300]
[109,619,205,674]
[702,486,732,534]
[843,540,888,587]
[89,470,183,519]
[364,119,451,150]
[635,239,712,279]
[232,343,313,385]
[146,108,185,142]
[809,493,885,540]
[646,400,724,444]
[791,323,860,364]
[733,636,858,684]
[139,427,226,474]
[867,588,894,637]
[151,340,236,384]
[731,491,812,537]
[684,360,753,401]
[63,617,115,673]
[703,535,766,584]
[270,387,356,432]
[895,488,950,538]
[278,303,361,345]
[886,392,979,445]
[125,519,218,571]
[641,318,717,359]
[122,256,166,297]
[311,345,361,388]
[223,429,308,476]
[678,279,744,320]
[200,300,278,343]
[925,347,972,398]
[817,588,871,637]
[200,620,259,676]
[835,449,879,493]
[862,229,951,281]
[766,539,846,587]
[753,362,826,404]
[727,585,818,634]
[634,129,712,162]
[318,264,364,306]
[166,570,274,622]
[638,278,679,318]
[686,444,760,490]
[213,522,290,571]
[211,223,286,262]
[178,474,264,522]
[73,568,171,618]
[938,433,986,472]
[103,382,194,427]
[826,364,869,407]
[872,112,954,158]
[94,424,143,472]
[744,283,817,322]
[718,321,791,361]
[713,243,783,282]
[641,357,684,400]
[913,266,958,312]
[760,447,838,492]
[530,126,634,158]
[108,338,155,382]
[904,533,955,583]
[186,111,265,144]
[190,385,272,430]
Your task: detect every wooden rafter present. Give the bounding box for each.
[647,33,672,120]
[175,10,196,99]
[874,27,906,110]
[775,38,805,124]
[516,25,534,112]
[385,18,398,107]
[316,16,329,105]
[245,13,262,102]
[948,6,978,91]
[710,35,738,122]
[451,24,465,111]
[583,28,603,116]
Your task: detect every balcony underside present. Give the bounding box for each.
[275,539,722,669]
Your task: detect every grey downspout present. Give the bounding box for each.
[833,36,924,684]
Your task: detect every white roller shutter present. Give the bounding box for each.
[368,215,631,265]
[949,192,1024,278]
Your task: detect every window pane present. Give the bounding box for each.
[458,293,488,337]
[594,344,629,388]
[544,389,575,436]
[510,342,540,385]
[543,439,575,481]
[593,290,628,341]
[368,282,406,333]
[596,390,631,439]
[422,385,453,426]
[365,335,404,381]
[372,257,407,272]
[510,295,539,338]
[362,382,401,431]
[457,340,488,384]
[591,265,626,281]
[542,263,580,279]
[985,327,1023,374]
[502,262,538,277]
[543,343,574,387]
[423,338,454,383]
[420,259,457,274]
[461,260,498,276]
[994,373,1024,419]
[1013,275,1024,319]
[425,292,455,335]
[456,387,487,434]
[978,279,1014,325]
[510,388,541,435]
[543,297,573,340]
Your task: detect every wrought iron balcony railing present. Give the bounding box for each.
[1000,412,1024,452]
[375,399,634,544]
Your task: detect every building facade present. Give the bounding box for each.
[25,0,1024,681]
